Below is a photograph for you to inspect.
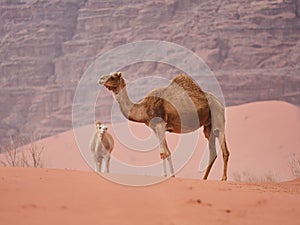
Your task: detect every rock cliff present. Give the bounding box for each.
[0,0,299,146]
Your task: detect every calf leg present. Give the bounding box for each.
[97,157,103,173]
[105,154,111,173]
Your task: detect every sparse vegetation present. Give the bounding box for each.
[289,153,300,178]
[231,171,277,183]
[0,134,44,168]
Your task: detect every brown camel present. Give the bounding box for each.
[98,72,229,180]
[89,121,114,173]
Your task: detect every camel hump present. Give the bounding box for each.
[170,74,205,92]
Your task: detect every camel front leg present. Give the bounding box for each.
[96,157,103,173]
[167,154,175,177]
[160,139,175,177]
[161,159,167,177]
[104,155,111,173]
[94,140,102,173]
[154,123,175,177]
[95,161,101,173]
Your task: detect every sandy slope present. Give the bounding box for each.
[1,101,299,183]
[0,167,299,225]
[28,100,300,182]
[1,101,299,224]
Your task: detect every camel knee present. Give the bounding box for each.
[160,151,171,160]
[222,142,230,162]
[167,156,175,177]
[223,150,229,161]
[208,137,217,161]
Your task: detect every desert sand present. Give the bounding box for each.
[0,167,299,225]
[34,100,300,182]
[1,100,300,224]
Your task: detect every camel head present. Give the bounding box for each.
[98,72,126,94]
[95,121,108,139]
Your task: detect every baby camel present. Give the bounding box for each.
[98,72,229,180]
[89,121,114,173]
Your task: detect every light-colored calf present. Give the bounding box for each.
[89,121,114,173]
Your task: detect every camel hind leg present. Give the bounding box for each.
[219,135,229,181]
[203,125,217,180]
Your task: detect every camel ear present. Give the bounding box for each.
[115,72,122,77]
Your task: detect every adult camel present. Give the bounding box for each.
[98,72,229,180]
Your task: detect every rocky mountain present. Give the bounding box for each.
[0,0,299,147]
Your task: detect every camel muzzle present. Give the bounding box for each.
[98,78,104,85]
[98,75,109,85]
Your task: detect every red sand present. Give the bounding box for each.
[0,167,299,225]
[1,101,300,224]
[30,100,300,182]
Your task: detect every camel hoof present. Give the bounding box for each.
[161,173,167,177]
[221,177,227,181]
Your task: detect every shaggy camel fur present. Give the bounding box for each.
[98,72,229,180]
[89,121,114,173]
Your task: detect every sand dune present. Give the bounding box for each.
[30,100,300,182]
[1,101,299,224]
[0,167,299,225]
[1,101,299,183]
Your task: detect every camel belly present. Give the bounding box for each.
[166,108,210,134]
[94,145,110,158]
[167,126,199,134]
[166,118,202,134]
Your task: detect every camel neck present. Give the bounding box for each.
[114,88,145,123]
[97,132,103,142]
